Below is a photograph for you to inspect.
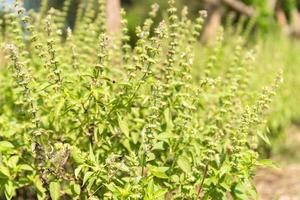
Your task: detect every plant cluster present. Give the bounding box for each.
[0,0,281,199]
[214,14,300,159]
[249,34,300,156]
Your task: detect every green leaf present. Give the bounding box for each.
[148,165,169,179]
[4,181,15,200]
[171,175,180,183]
[257,159,279,169]
[87,176,97,191]
[7,156,19,168]
[146,152,156,162]
[231,180,258,200]
[71,147,85,164]
[152,141,165,151]
[154,189,168,198]
[177,156,192,174]
[74,166,83,179]
[157,132,175,142]
[82,171,93,186]
[33,175,46,194]
[72,183,81,195]
[54,99,65,119]
[49,182,61,200]
[88,196,100,200]
[248,184,258,200]
[257,131,271,146]
[89,144,96,162]
[145,179,154,197]
[220,163,231,177]
[121,139,132,152]
[0,141,14,152]
[18,164,33,171]
[220,181,231,191]
[106,183,117,193]
[118,116,130,138]
[0,166,10,178]
[164,108,173,130]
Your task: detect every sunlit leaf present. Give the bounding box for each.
[49,182,61,200]
[0,141,14,152]
[148,165,169,179]
[177,155,192,174]
[118,116,130,138]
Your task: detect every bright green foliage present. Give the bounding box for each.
[0,0,281,199]
[248,35,300,155]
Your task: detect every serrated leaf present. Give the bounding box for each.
[49,182,60,200]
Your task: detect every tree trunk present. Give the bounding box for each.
[106,0,121,35]
[276,9,290,34]
[267,0,277,11]
[222,0,255,17]
[203,0,221,42]
[291,9,300,38]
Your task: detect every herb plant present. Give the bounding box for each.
[0,0,281,199]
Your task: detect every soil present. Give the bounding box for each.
[255,165,300,200]
[254,126,300,200]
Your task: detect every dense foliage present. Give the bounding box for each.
[0,0,282,199]
[253,35,300,155]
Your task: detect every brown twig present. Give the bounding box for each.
[222,0,255,17]
[197,163,209,198]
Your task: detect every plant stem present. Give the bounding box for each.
[197,163,209,198]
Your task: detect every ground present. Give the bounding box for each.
[255,126,300,200]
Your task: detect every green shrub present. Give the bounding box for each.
[0,0,281,199]
[250,34,300,157]
[220,16,300,158]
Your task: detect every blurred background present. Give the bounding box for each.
[3,0,300,42]
[1,0,300,199]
